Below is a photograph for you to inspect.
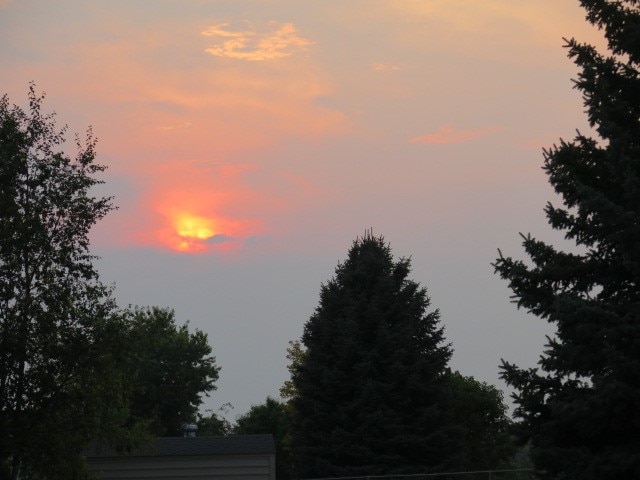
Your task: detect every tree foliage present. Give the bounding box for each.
[279,340,306,402]
[123,306,220,437]
[235,397,293,479]
[291,233,462,478]
[196,405,232,437]
[0,89,221,478]
[448,371,513,471]
[0,86,121,479]
[494,1,640,478]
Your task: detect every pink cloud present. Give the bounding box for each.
[372,62,404,72]
[411,124,504,145]
[20,18,347,254]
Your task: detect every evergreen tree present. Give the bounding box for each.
[292,233,461,478]
[0,86,122,479]
[494,2,640,478]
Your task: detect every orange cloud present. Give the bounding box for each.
[411,124,504,145]
[38,16,350,253]
[131,162,269,254]
[372,62,404,72]
[18,13,347,162]
[202,21,313,61]
[59,25,347,162]
[2,10,349,254]
[20,17,349,255]
[154,204,252,254]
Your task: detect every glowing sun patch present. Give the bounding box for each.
[148,187,263,254]
[175,215,216,240]
[166,213,219,252]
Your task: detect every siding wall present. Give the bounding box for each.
[87,453,276,480]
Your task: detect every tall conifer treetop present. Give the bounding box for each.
[494,1,640,479]
[292,233,461,478]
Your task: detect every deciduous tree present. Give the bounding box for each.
[196,404,232,437]
[235,397,293,479]
[494,1,640,478]
[123,306,220,437]
[0,86,120,479]
[448,371,513,471]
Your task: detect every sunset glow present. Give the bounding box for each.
[169,214,215,252]
[175,215,216,240]
[1,0,611,419]
[149,189,265,254]
[156,209,226,253]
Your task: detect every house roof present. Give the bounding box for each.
[86,434,275,458]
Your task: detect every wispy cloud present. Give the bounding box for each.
[372,62,404,72]
[155,121,192,132]
[411,124,504,145]
[206,233,236,244]
[202,21,313,61]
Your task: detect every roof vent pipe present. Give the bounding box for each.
[181,423,198,438]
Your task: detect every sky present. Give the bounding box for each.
[0,1,608,420]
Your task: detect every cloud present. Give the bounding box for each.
[18,16,347,254]
[155,121,192,132]
[206,233,236,244]
[372,62,404,72]
[135,161,270,253]
[202,21,313,61]
[411,124,504,145]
